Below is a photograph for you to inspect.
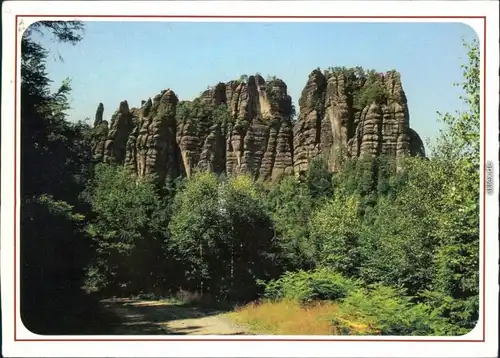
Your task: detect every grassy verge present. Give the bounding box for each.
[226,299,375,335]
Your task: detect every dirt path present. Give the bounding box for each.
[101,298,248,335]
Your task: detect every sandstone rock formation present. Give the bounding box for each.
[293,67,425,175]
[91,68,425,184]
[186,74,295,181]
[90,103,108,163]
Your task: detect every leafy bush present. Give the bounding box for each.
[355,82,386,109]
[234,118,250,131]
[260,268,360,304]
[419,291,478,336]
[213,103,234,126]
[331,284,453,336]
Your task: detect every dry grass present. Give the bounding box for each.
[227,299,342,335]
[226,299,378,335]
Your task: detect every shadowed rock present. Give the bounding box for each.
[94,103,104,127]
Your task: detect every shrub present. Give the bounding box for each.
[331,284,446,335]
[260,268,360,304]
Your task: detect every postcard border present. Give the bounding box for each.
[12,14,488,343]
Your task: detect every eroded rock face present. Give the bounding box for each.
[94,103,104,127]
[90,103,109,163]
[293,70,327,174]
[105,101,135,164]
[91,68,424,184]
[293,68,424,174]
[129,90,181,183]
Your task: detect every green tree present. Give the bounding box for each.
[359,157,442,294]
[224,175,279,301]
[306,156,333,202]
[356,39,480,333]
[169,173,277,301]
[309,195,363,277]
[20,21,94,334]
[425,38,480,333]
[263,176,314,270]
[169,172,225,294]
[435,38,480,164]
[213,103,234,129]
[84,165,171,295]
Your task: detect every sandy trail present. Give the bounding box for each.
[101,298,248,335]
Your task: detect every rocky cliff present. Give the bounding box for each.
[293,67,425,174]
[90,68,425,183]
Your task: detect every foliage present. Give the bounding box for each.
[83,164,171,294]
[357,157,441,293]
[238,74,249,83]
[169,173,278,301]
[168,171,225,294]
[424,38,480,333]
[20,20,94,334]
[262,176,314,269]
[435,38,480,163]
[309,195,363,277]
[419,290,478,335]
[260,268,360,304]
[305,155,333,201]
[176,100,234,135]
[234,118,250,131]
[332,284,441,335]
[354,81,386,110]
[213,103,234,127]
[21,194,90,330]
[323,66,387,110]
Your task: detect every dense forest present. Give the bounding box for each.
[21,21,480,336]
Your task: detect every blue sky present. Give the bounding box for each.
[35,21,477,144]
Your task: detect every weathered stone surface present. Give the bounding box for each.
[293,70,327,174]
[133,90,181,182]
[90,103,108,163]
[294,68,424,174]
[105,100,135,164]
[90,101,136,165]
[409,128,426,157]
[94,103,104,127]
[91,68,424,184]
[174,74,295,181]
[90,121,108,163]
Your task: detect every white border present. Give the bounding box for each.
[2,1,499,357]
